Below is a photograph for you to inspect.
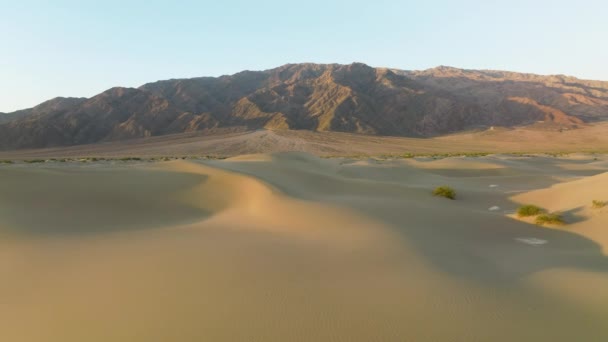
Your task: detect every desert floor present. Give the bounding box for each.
[1,122,608,159]
[1,152,608,341]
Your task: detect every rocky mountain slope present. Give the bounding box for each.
[1,63,607,149]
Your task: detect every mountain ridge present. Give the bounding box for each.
[1,62,607,149]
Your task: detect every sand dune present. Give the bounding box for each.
[512,172,608,250]
[1,153,608,341]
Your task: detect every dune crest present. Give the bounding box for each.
[158,160,398,245]
[511,171,608,251]
[1,153,608,341]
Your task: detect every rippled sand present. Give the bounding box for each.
[1,153,607,341]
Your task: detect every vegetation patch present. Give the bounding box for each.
[517,204,545,217]
[544,152,570,157]
[535,213,565,226]
[433,186,456,200]
[0,160,13,164]
[24,159,46,164]
[592,200,607,209]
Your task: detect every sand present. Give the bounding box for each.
[1,153,608,341]
[2,121,608,159]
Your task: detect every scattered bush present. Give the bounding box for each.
[0,160,13,164]
[433,186,456,200]
[24,159,46,164]
[119,157,142,161]
[545,152,569,158]
[517,204,545,217]
[535,213,565,225]
[592,200,607,209]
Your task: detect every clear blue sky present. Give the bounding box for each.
[1,0,607,112]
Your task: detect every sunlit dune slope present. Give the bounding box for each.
[0,153,607,341]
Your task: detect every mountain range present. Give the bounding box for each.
[1,63,607,149]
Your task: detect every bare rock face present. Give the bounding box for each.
[0,97,86,125]
[1,63,607,149]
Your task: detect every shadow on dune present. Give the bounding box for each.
[354,201,608,284]
[411,167,518,178]
[211,152,608,284]
[0,166,212,235]
[560,206,588,225]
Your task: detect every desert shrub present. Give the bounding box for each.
[119,157,142,161]
[546,152,569,158]
[433,186,456,200]
[592,200,607,209]
[0,160,13,164]
[24,159,46,164]
[517,204,545,217]
[535,213,565,225]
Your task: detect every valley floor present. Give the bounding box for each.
[1,122,608,159]
[1,152,608,341]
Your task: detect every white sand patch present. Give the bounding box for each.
[3,152,608,341]
[489,184,499,188]
[488,206,500,211]
[515,237,548,246]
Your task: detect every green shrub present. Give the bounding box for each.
[517,205,545,217]
[592,200,607,209]
[433,186,456,200]
[535,213,565,225]
[0,160,13,164]
[24,159,46,164]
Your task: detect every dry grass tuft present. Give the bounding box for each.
[517,205,545,217]
[535,212,565,226]
[433,186,456,200]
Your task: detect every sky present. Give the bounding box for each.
[1,0,607,112]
